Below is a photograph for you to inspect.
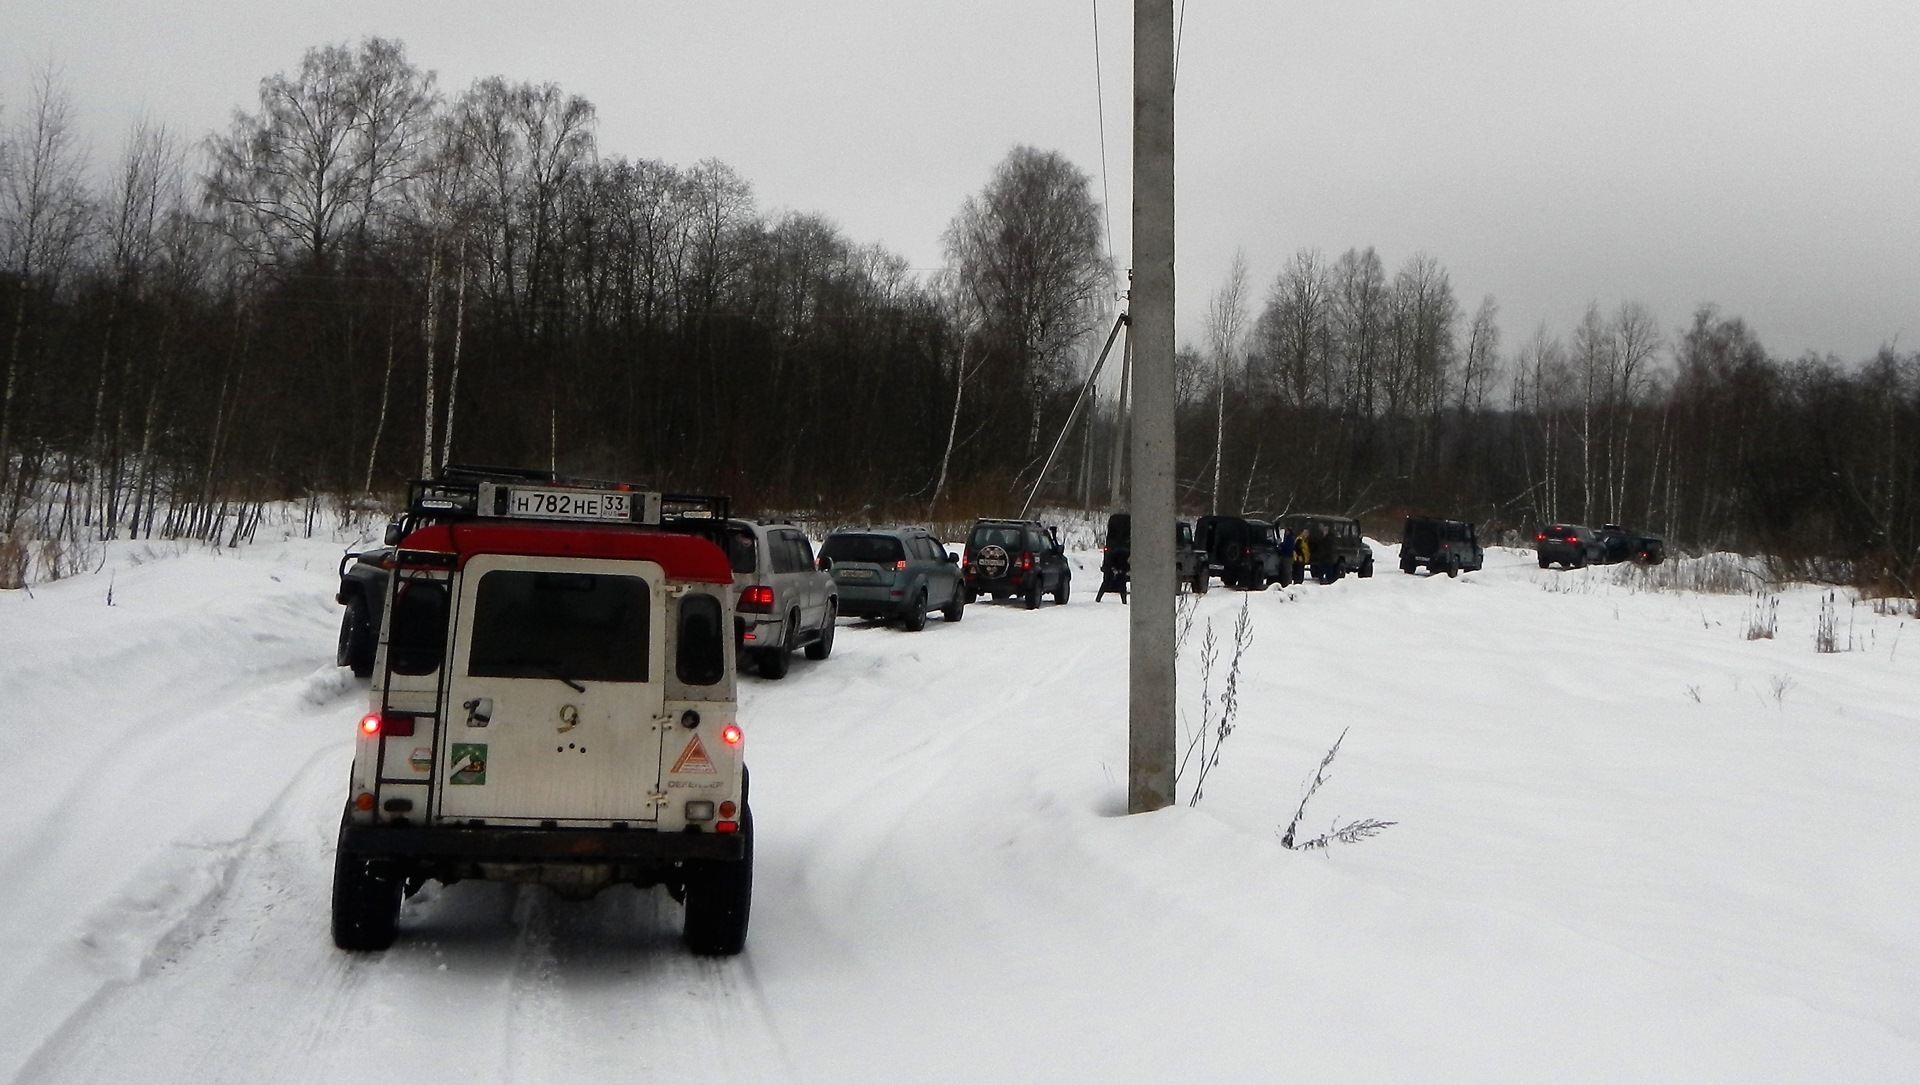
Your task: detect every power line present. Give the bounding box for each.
[1091,0,1115,267]
[1174,0,1188,91]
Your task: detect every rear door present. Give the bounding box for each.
[437,554,669,825]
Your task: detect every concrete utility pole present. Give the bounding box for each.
[1128,0,1176,815]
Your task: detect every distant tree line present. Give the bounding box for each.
[1198,248,1916,590]
[0,39,1912,592]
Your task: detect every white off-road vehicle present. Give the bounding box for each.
[332,467,752,955]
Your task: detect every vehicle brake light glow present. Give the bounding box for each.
[360,713,381,736]
[740,585,775,613]
[355,793,374,811]
[721,724,743,746]
[716,820,739,834]
[719,801,737,818]
[1021,552,1033,571]
[895,560,908,570]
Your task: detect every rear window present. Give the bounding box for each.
[725,528,757,575]
[675,593,725,686]
[970,524,1022,551]
[822,534,906,565]
[389,580,450,676]
[468,570,651,683]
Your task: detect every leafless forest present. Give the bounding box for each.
[0,39,1913,594]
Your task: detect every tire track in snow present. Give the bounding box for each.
[10,739,354,1085]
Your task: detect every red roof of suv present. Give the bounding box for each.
[400,521,733,583]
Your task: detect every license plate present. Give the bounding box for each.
[837,568,877,582]
[505,487,632,522]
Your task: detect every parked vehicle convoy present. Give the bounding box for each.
[963,518,1071,608]
[1400,516,1485,577]
[820,527,964,629]
[1596,523,1666,565]
[721,519,837,678]
[1279,513,1374,581]
[1195,514,1285,590]
[1535,523,1606,568]
[1098,512,1210,600]
[332,467,752,956]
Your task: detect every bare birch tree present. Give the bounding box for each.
[1205,249,1249,511]
[1,68,93,521]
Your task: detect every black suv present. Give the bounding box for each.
[1195,514,1286,590]
[1400,516,1485,577]
[1536,523,1605,568]
[964,518,1071,608]
[1279,513,1374,581]
[336,543,395,677]
[1596,523,1666,565]
[1097,513,1210,601]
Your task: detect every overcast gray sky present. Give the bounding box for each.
[7,0,1916,362]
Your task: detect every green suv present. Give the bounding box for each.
[820,527,965,630]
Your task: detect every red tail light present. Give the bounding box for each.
[894,560,908,570]
[739,585,774,613]
[360,712,413,737]
[1021,552,1033,571]
[1535,533,1546,542]
[722,724,743,746]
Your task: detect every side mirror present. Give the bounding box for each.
[817,556,833,572]
[383,522,404,546]
[944,551,959,563]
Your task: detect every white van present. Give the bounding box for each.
[332,469,752,955]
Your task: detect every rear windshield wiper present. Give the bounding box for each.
[538,663,586,692]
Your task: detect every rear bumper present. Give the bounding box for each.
[342,823,746,864]
[835,582,906,617]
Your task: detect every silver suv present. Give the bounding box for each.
[723,520,837,678]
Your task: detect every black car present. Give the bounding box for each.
[1279,513,1374,582]
[963,518,1071,608]
[1400,516,1485,577]
[1097,513,1210,601]
[1536,523,1605,568]
[1596,523,1666,565]
[1195,514,1285,590]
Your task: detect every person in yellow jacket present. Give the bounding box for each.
[1292,530,1310,585]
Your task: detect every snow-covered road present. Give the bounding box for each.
[2,522,1915,1083]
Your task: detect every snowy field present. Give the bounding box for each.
[1,516,1915,1084]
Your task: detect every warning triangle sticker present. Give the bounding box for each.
[671,735,717,775]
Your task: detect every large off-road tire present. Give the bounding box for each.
[1358,556,1374,579]
[1193,569,1210,594]
[683,807,753,957]
[804,602,836,660]
[1538,555,1550,569]
[1446,559,1460,578]
[942,585,965,622]
[756,615,795,679]
[331,813,402,951]
[1024,577,1043,610]
[1401,558,1418,574]
[903,590,928,632]
[338,594,375,678]
[1054,573,1070,605]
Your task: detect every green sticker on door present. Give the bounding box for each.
[449,743,487,785]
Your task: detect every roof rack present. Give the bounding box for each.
[406,464,730,527]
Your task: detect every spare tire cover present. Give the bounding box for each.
[976,544,1010,579]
